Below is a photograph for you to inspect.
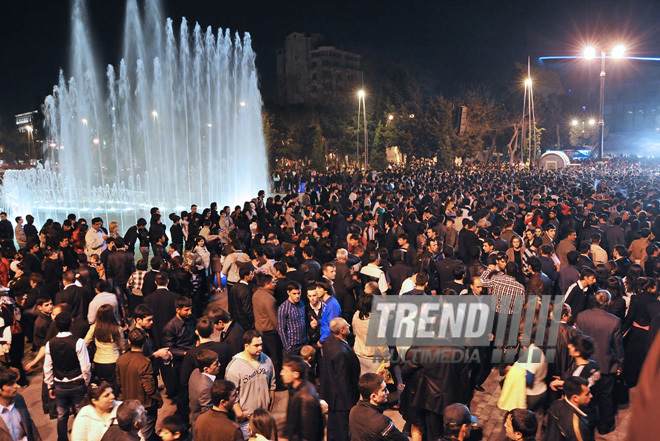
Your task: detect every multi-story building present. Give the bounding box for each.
[277,32,362,105]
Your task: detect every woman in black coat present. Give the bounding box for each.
[622,277,660,387]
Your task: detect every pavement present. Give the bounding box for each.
[21,355,634,441]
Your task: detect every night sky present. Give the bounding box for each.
[1,0,659,121]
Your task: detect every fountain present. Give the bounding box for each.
[1,0,268,230]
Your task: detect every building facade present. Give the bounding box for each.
[277,32,362,105]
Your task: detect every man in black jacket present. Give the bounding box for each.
[319,318,360,441]
[333,249,358,322]
[54,270,88,337]
[106,237,135,318]
[163,296,196,403]
[545,377,592,441]
[349,373,407,441]
[144,273,180,350]
[565,267,597,318]
[208,308,245,355]
[0,212,15,256]
[437,246,464,288]
[228,264,254,331]
[282,356,324,441]
[178,316,231,423]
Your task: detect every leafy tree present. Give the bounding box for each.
[310,126,326,170]
[369,121,387,170]
[568,121,599,149]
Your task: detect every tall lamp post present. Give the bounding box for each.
[583,44,626,159]
[357,89,368,169]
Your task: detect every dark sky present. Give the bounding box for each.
[1,0,659,121]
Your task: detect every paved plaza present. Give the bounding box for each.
[21,354,633,441]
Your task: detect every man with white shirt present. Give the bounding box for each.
[0,366,41,441]
[87,280,119,324]
[85,217,108,258]
[44,311,91,441]
[590,233,608,266]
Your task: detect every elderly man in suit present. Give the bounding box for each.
[189,350,219,425]
[319,317,360,441]
[576,289,624,435]
[0,366,41,441]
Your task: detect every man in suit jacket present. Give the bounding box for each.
[333,250,358,322]
[141,258,162,298]
[526,257,553,296]
[188,349,219,425]
[55,270,87,325]
[0,367,40,441]
[576,290,624,435]
[436,246,464,287]
[228,265,255,331]
[144,273,179,349]
[320,318,360,441]
[545,377,592,441]
[565,267,597,317]
[193,380,243,441]
[116,329,162,441]
[208,308,245,355]
[387,250,414,297]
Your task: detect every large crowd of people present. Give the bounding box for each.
[0,159,659,441]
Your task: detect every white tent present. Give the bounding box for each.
[539,151,571,170]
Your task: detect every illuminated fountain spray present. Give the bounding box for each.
[2,0,268,229]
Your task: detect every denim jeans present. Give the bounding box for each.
[54,381,86,441]
[141,406,159,441]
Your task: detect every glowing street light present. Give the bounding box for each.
[81,118,88,126]
[589,119,596,125]
[239,101,247,107]
[582,43,627,159]
[612,44,626,59]
[572,120,579,126]
[583,46,597,60]
[151,110,158,118]
[356,89,368,169]
[388,114,394,121]
[92,138,100,145]
[524,77,533,86]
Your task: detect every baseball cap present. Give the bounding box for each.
[444,403,478,426]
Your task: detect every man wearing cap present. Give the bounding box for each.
[442,403,478,441]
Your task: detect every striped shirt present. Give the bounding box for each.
[277,299,308,351]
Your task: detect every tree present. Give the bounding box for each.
[568,121,599,149]
[369,121,387,170]
[310,126,326,170]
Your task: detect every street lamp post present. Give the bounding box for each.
[583,44,625,160]
[357,90,368,169]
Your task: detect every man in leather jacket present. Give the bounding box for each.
[282,356,324,441]
[349,373,407,441]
